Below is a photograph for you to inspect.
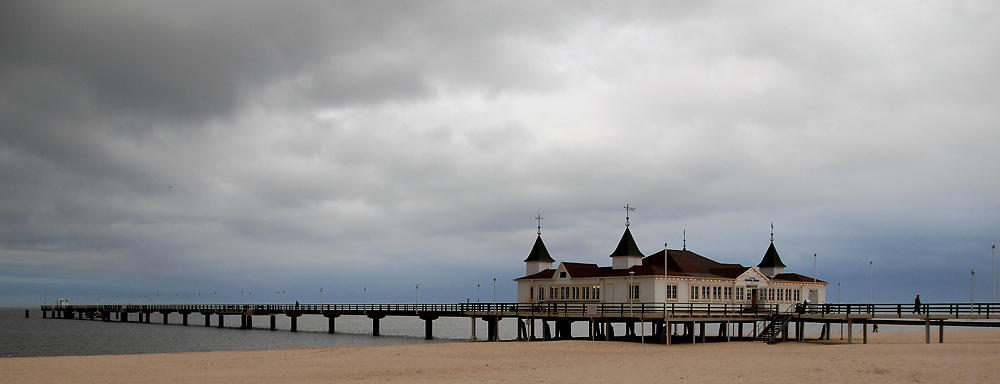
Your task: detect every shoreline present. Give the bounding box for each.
[4,330,999,383]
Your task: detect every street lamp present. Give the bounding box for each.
[838,282,842,340]
[869,261,873,304]
[493,277,497,313]
[971,269,976,311]
[415,284,419,305]
[629,271,635,318]
[363,287,367,306]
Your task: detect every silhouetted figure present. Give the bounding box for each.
[913,295,921,314]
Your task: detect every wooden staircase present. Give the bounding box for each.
[755,314,793,344]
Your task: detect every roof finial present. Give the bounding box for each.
[683,229,687,251]
[535,214,543,235]
[770,222,774,243]
[624,204,635,227]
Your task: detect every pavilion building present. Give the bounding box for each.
[515,225,827,311]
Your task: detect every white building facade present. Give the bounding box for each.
[515,227,827,311]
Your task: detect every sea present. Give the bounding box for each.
[2,307,984,358]
[0,307,516,358]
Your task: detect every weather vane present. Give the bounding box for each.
[535,214,543,235]
[624,204,635,227]
[770,222,774,242]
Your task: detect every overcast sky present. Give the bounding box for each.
[2,1,998,306]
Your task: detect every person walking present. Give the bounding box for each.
[913,295,921,314]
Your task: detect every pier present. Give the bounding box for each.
[39,302,1000,344]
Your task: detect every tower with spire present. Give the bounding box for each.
[524,215,555,275]
[758,223,787,277]
[611,205,643,270]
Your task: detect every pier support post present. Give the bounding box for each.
[939,320,944,343]
[218,314,225,328]
[517,318,526,341]
[121,312,128,322]
[542,320,551,340]
[182,313,189,326]
[862,321,868,344]
[163,313,169,325]
[246,315,253,329]
[847,319,853,344]
[605,321,614,341]
[925,318,930,344]
[471,316,477,341]
[289,314,300,332]
[204,313,211,327]
[421,315,438,340]
[270,315,276,330]
[663,321,671,345]
[368,314,385,336]
[324,313,340,333]
[531,318,537,341]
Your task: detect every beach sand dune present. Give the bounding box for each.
[4,330,999,383]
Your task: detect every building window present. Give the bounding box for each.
[702,286,711,301]
[560,286,569,300]
[794,290,801,302]
[583,286,591,300]
[593,286,601,301]
[712,286,721,301]
[691,285,699,300]
[777,289,784,302]
[736,287,744,302]
[572,286,580,300]
[628,284,640,301]
[530,286,534,300]
[666,284,678,300]
[550,287,557,300]
[724,286,733,301]
[539,286,545,301]
[560,272,567,278]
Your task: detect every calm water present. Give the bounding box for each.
[0,307,516,358]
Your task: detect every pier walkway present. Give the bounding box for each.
[39,302,1000,344]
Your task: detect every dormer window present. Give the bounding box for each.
[560,272,567,278]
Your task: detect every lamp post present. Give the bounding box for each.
[838,282,842,340]
[629,271,635,322]
[477,283,481,304]
[813,254,817,283]
[415,284,419,305]
[869,261,873,304]
[993,245,996,303]
[363,287,367,306]
[971,269,976,312]
[493,277,497,314]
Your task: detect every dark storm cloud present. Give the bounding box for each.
[1,1,998,305]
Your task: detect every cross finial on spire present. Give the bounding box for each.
[535,214,543,235]
[624,204,635,227]
[683,229,686,251]
[770,222,774,242]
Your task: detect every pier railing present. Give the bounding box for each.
[803,303,1000,319]
[40,302,775,318]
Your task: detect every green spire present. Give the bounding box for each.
[758,242,786,268]
[610,227,643,257]
[524,235,555,262]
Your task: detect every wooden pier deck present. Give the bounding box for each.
[38,302,1000,344]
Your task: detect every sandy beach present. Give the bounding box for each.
[5,330,1000,383]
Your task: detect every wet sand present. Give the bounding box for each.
[4,330,999,383]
